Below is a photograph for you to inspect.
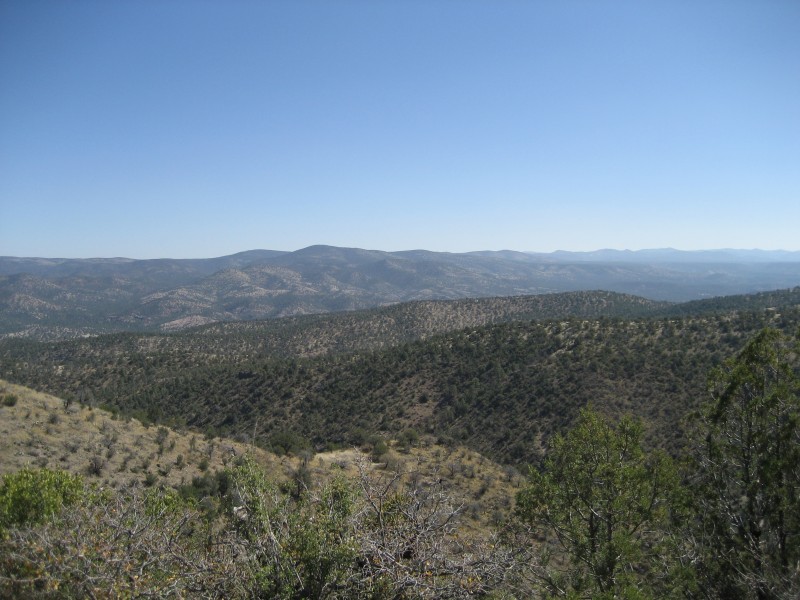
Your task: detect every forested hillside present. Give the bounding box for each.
[2,327,799,599]
[3,289,798,464]
[0,290,665,365]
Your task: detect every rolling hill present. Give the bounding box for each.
[3,287,799,466]
[3,245,799,341]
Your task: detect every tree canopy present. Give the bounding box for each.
[691,328,800,599]
[516,408,683,598]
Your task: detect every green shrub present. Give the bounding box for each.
[0,468,83,534]
[371,438,388,461]
[224,457,359,598]
[268,430,312,456]
[1,394,17,407]
[398,428,419,451]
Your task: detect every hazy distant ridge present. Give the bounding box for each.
[524,248,800,263]
[1,245,799,340]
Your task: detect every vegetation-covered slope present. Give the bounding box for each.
[3,327,798,599]
[3,290,799,464]
[2,289,800,598]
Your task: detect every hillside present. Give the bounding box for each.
[0,379,280,490]
[1,379,536,599]
[0,379,517,534]
[3,245,799,340]
[4,290,799,465]
[3,290,800,598]
[0,290,666,370]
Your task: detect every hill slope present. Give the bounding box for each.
[0,379,517,535]
[4,290,798,465]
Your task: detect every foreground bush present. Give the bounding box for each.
[0,455,509,598]
[0,486,245,598]
[0,468,83,535]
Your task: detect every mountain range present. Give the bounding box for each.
[2,245,799,340]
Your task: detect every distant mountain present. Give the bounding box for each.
[0,249,287,280]
[523,248,800,263]
[1,245,799,340]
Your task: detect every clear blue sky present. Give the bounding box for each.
[1,1,798,259]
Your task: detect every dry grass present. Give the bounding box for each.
[0,379,518,530]
[315,442,521,531]
[0,379,284,490]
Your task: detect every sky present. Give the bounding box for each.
[1,1,799,259]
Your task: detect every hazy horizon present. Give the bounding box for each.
[4,245,800,262]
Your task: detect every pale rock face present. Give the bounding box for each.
[160,316,217,332]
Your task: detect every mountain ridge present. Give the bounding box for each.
[2,246,799,341]
[5,246,800,266]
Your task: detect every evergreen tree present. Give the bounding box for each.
[691,328,800,599]
[516,408,683,598]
